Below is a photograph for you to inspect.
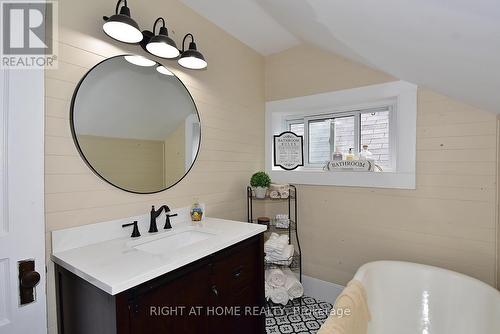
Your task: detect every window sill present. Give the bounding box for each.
[268,169,415,189]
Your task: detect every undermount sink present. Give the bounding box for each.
[134,229,215,255]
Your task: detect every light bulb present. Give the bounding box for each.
[156,66,174,76]
[124,55,156,67]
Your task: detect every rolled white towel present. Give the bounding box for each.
[280,190,289,198]
[269,286,289,306]
[265,281,272,301]
[265,269,286,288]
[283,268,304,299]
[270,183,289,193]
[269,190,280,199]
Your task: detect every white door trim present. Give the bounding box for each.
[0,66,47,333]
[0,67,8,238]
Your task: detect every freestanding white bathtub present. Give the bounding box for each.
[353,261,500,334]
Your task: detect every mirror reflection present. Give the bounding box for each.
[71,55,201,194]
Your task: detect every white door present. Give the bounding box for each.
[0,67,47,333]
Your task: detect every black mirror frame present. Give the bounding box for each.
[69,54,202,194]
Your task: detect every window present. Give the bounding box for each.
[286,106,393,171]
[266,81,417,189]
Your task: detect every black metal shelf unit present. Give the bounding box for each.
[247,185,302,282]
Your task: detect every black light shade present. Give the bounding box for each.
[145,18,179,59]
[103,0,142,43]
[178,34,207,70]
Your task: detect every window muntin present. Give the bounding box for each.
[287,106,393,171]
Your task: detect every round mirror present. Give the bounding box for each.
[71,55,201,194]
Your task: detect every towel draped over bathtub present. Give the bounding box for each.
[318,279,371,334]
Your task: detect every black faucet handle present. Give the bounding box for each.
[122,221,141,238]
[163,213,178,230]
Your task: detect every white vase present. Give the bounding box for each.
[253,187,268,199]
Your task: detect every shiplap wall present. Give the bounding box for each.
[44,0,264,332]
[265,45,498,288]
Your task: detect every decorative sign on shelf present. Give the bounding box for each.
[325,160,374,172]
[273,131,304,170]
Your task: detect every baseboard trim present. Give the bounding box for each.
[302,275,344,305]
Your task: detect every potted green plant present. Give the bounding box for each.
[250,171,271,199]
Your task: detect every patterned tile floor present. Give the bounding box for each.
[265,296,332,334]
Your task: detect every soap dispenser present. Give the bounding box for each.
[345,148,355,161]
[191,201,204,222]
[332,148,343,161]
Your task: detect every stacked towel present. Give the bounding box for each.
[318,279,371,334]
[275,214,290,228]
[265,244,294,265]
[264,233,288,256]
[265,268,304,305]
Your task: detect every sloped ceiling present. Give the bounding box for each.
[181,0,500,113]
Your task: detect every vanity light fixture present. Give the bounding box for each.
[178,33,207,70]
[102,0,143,43]
[145,18,180,59]
[156,65,174,76]
[102,2,208,70]
[124,55,156,67]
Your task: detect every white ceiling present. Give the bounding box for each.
[181,0,500,113]
[180,0,299,55]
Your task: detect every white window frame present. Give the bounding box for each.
[265,81,417,189]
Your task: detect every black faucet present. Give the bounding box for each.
[149,205,178,232]
[164,212,178,230]
[122,221,141,238]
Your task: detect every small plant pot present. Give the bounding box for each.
[253,187,268,199]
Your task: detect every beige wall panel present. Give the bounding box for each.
[417,161,496,176]
[45,97,70,119]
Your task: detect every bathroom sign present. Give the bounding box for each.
[326,160,374,172]
[273,131,303,170]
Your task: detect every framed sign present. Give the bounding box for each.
[273,131,304,170]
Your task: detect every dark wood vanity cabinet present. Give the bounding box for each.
[55,234,265,334]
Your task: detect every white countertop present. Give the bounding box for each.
[51,216,266,295]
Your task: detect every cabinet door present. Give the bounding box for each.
[128,262,210,334]
[208,235,265,334]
